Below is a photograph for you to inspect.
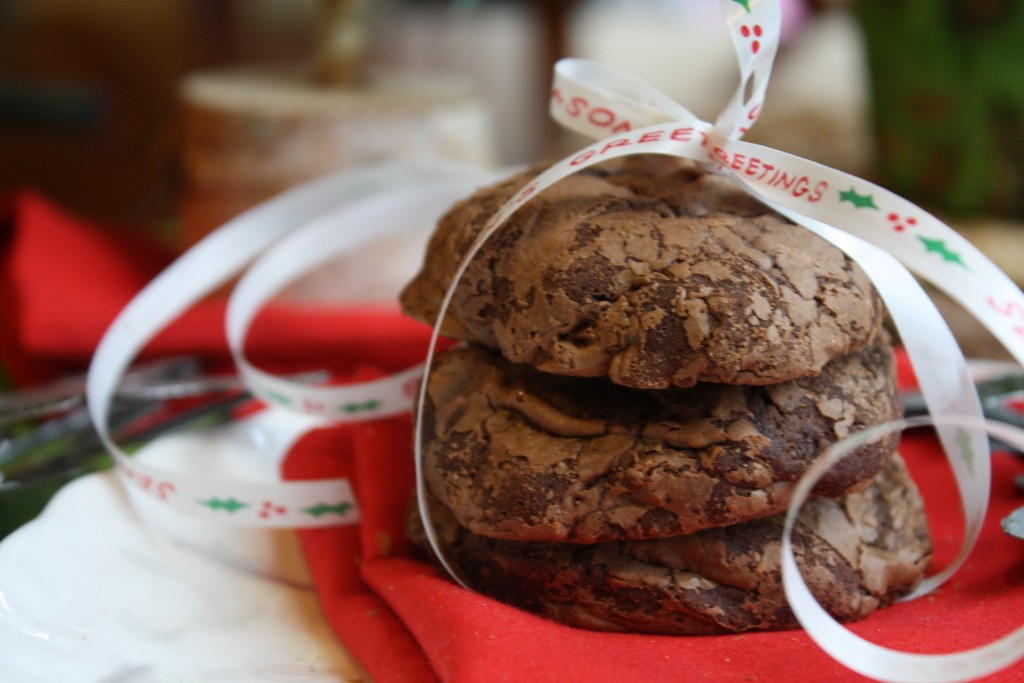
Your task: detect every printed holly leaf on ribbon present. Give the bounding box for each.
[732,0,752,11]
[199,497,249,513]
[266,391,292,406]
[917,236,969,270]
[340,399,381,414]
[303,501,354,518]
[838,187,878,210]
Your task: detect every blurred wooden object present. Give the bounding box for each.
[177,1,497,302]
[178,64,496,247]
[178,0,497,249]
[313,0,367,87]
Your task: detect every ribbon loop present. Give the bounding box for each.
[715,0,782,138]
[86,159,498,528]
[226,180,497,421]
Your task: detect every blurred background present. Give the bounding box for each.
[0,0,855,228]
[2,0,1023,345]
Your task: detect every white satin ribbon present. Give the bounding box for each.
[86,159,497,528]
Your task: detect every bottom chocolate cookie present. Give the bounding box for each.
[409,456,931,635]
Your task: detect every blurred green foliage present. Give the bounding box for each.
[857,0,1024,218]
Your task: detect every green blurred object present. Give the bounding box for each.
[0,457,111,540]
[0,361,326,541]
[0,364,51,540]
[0,393,249,541]
[856,0,1024,217]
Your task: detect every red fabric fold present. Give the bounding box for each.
[284,415,1024,683]
[0,190,433,386]
[4,190,1023,681]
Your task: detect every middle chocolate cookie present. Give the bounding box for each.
[420,343,901,543]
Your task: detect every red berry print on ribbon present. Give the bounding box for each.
[122,465,178,501]
[887,212,918,232]
[259,500,288,519]
[738,103,763,134]
[302,397,327,414]
[740,25,763,54]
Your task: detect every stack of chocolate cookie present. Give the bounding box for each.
[399,155,931,634]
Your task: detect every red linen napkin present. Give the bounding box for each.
[0,190,432,386]
[283,410,1024,683]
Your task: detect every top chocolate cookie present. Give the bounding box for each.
[401,155,886,388]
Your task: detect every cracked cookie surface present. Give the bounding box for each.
[408,456,931,635]
[401,155,886,389]
[420,342,901,543]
